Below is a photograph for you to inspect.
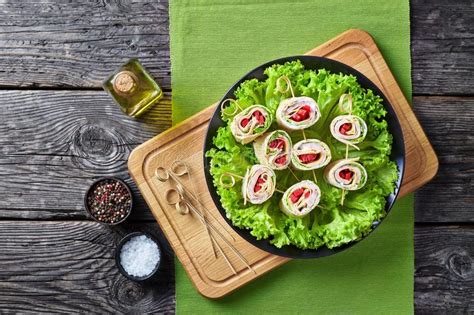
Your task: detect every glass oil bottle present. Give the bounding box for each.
[103,59,163,117]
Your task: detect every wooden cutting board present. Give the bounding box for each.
[128,29,438,299]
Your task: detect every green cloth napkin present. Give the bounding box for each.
[170,0,413,313]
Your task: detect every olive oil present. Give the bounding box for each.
[103,59,163,117]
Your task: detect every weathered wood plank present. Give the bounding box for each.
[0,0,472,95]
[0,221,175,313]
[0,0,170,89]
[415,225,474,314]
[1,91,472,223]
[2,91,471,223]
[411,0,474,95]
[414,96,474,222]
[0,221,471,313]
[0,90,171,220]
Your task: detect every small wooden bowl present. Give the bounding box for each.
[84,177,133,225]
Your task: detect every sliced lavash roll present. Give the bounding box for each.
[242,165,276,205]
[230,105,272,144]
[324,158,367,191]
[330,114,368,148]
[253,130,292,170]
[291,139,332,171]
[279,180,321,217]
[276,96,320,131]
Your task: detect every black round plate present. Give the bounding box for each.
[203,55,405,259]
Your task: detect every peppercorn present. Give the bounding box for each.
[87,179,132,224]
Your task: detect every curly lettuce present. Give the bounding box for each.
[206,60,398,250]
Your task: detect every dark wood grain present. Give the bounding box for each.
[414,96,474,223]
[0,0,472,313]
[0,221,175,314]
[0,90,171,220]
[0,0,170,89]
[0,221,471,314]
[2,91,472,224]
[411,0,474,95]
[415,225,474,314]
[0,0,471,95]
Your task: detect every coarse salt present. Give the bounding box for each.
[120,235,160,278]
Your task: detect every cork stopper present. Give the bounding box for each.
[113,71,136,94]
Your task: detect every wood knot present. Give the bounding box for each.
[75,125,114,156]
[71,120,128,170]
[447,252,473,279]
[112,278,146,306]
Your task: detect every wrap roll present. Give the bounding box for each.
[291,139,332,170]
[280,180,321,217]
[324,159,367,190]
[230,105,272,144]
[242,165,276,205]
[253,130,292,170]
[329,114,367,147]
[276,96,320,131]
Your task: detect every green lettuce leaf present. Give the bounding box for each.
[207,60,398,250]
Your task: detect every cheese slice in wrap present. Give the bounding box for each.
[253,130,292,170]
[242,165,276,205]
[230,105,272,144]
[276,96,320,131]
[330,114,367,147]
[280,180,321,217]
[291,139,332,171]
[324,159,367,190]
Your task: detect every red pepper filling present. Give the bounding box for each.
[274,154,287,165]
[290,188,305,203]
[240,110,265,127]
[269,138,285,150]
[339,123,352,135]
[241,118,250,127]
[290,105,311,122]
[254,175,266,192]
[339,169,354,181]
[253,110,265,124]
[298,153,320,164]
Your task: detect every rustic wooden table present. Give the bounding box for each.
[0,1,472,313]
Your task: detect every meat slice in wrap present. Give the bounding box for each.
[280,180,321,217]
[291,139,332,171]
[242,165,276,205]
[276,96,320,131]
[324,159,367,190]
[330,114,367,148]
[253,130,292,170]
[230,105,272,144]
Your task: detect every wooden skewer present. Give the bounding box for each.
[288,167,300,181]
[276,76,295,98]
[213,236,237,275]
[182,198,256,274]
[224,172,243,179]
[175,197,237,275]
[172,161,218,258]
[167,171,236,241]
[312,170,318,184]
[339,94,355,207]
[223,171,284,196]
[277,76,319,184]
[220,98,242,117]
